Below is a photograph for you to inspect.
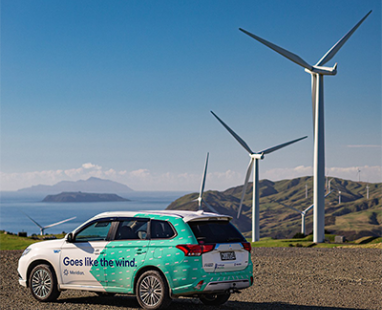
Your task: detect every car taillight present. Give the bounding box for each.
[176,244,215,256]
[241,242,251,252]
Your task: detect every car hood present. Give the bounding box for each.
[28,238,66,250]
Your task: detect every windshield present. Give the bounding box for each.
[188,220,245,244]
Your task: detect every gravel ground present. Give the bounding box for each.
[1,248,381,310]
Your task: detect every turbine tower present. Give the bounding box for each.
[24,214,76,235]
[239,11,371,242]
[211,111,307,242]
[338,191,342,204]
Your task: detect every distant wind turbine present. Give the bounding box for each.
[195,153,219,213]
[356,168,361,182]
[328,178,334,193]
[174,153,219,213]
[338,191,342,204]
[211,111,307,242]
[272,191,332,235]
[239,11,372,242]
[24,214,76,235]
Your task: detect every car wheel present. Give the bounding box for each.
[136,270,171,310]
[199,292,231,306]
[29,264,60,302]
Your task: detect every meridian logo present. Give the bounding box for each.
[63,269,85,276]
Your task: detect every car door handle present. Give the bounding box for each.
[136,249,146,254]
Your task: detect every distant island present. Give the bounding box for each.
[19,177,134,194]
[42,192,130,203]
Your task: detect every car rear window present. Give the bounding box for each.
[188,220,245,244]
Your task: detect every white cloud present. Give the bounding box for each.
[82,163,102,169]
[262,165,313,181]
[129,169,151,179]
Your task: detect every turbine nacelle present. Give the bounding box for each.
[250,153,264,160]
[305,64,338,76]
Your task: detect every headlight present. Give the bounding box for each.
[21,247,31,257]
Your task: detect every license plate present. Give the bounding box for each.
[220,251,236,261]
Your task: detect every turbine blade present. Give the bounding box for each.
[304,203,314,213]
[237,159,254,219]
[199,153,209,200]
[258,136,307,155]
[315,10,372,66]
[325,191,333,198]
[44,217,76,229]
[23,213,43,229]
[239,28,313,71]
[304,191,332,213]
[203,201,219,214]
[211,111,254,154]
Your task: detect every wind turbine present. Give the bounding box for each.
[356,168,361,182]
[338,191,342,204]
[272,191,332,235]
[195,152,219,213]
[24,213,76,235]
[239,11,372,242]
[211,111,307,242]
[328,178,334,193]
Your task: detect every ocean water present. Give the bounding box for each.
[0,191,188,236]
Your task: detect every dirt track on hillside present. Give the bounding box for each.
[1,248,380,310]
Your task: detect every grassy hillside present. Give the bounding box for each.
[0,233,40,250]
[0,232,66,250]
[167,176,381,240]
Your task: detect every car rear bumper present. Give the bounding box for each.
[203,279,250,292]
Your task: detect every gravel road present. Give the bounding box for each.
[1,248,380,310]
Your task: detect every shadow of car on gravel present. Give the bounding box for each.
[55,294,367,310]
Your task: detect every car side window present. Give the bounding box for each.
[115,220,148,240]
[75,221,112,242]
[150,220,175,239]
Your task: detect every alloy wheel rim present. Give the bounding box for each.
[31,269,52,298]
[139,275,162,306]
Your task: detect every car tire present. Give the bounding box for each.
[199,292,231,306]
[29,264,60,302]
[136,270,172,310]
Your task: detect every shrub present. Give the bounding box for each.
[292,232,305,239]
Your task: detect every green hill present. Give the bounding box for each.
[166,177,381,241]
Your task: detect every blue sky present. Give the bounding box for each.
[1,0,381,191]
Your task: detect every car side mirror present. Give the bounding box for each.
[66,232,74,243]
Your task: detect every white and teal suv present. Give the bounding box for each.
[18,210,253,309]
